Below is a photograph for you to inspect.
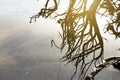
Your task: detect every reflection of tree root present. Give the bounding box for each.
[31,0,120,80]
[85,57,120,80]
[29,0,58,23]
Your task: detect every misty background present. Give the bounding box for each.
[0,0,120,80]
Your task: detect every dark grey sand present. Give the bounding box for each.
[0,14,120,80]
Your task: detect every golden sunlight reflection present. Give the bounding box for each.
[86,0,94,9]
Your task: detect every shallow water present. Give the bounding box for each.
[0,14,120,80]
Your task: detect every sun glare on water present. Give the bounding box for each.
[30,0,100,37]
